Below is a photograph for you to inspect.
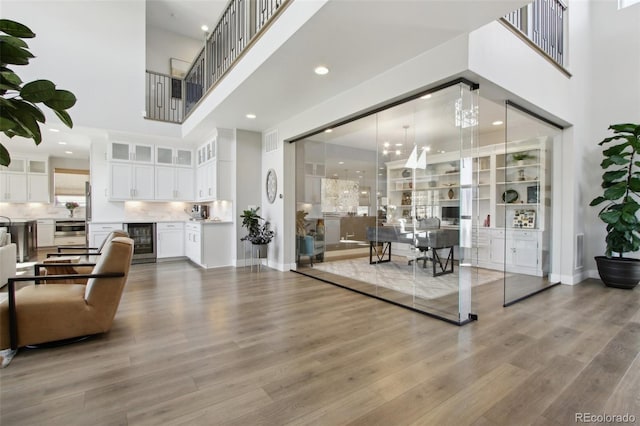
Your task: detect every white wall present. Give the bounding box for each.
[3,1,182,139]
[146,26,204,75]
[575,1,640,278]
[235,130,263,264]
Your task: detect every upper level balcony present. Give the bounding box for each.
[145,0,568,127]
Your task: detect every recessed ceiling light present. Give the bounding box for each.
[395,150,401,155]
[49,128,60,133]
[58,141,67,145]
[423,146,431,152]
[314,66,329,75]
[64,150,73,155]
[201,25,209,32]
[492,120,504,126]
[246,113,256,119]
[383,142,390,148]
[355,170,361,173]
[395,143,403,147]
[383,149,388,155]
[324,128,332,133]
[379,167,384,170]
[420,94,432,99]
[338,161,344,165]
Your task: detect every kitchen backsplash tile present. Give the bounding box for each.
[0,200,234,222]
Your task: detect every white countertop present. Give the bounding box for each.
[88,219,233,225]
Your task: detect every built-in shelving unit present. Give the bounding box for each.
[385,137,551,276]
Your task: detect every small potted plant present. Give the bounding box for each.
[65,201,79,218]
[589,123,640,289]
[511,152,534,166]
[240,207,275,257]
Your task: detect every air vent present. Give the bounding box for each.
[265,130,278,153]
[575,233,584,269]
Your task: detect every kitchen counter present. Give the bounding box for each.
[88,219,233,224]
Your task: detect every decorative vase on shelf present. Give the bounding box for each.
[448,188,454,200]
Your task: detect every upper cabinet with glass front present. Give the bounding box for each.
[156,146,193,167]
[109,142,154,163]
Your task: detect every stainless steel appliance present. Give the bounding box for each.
[85,181,91,248]
[54,219,87,247]
[124,222,157,264]
[190,204,209,220]
[0,219,37,262]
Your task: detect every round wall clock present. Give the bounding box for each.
[266,168,277,203]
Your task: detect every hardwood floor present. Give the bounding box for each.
[1,261,639,425]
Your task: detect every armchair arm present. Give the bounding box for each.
[33,262,98,280]
[7,272,125,350]
[47,252,102,258]
[56,246,98,253]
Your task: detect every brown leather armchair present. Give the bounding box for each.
[0,237,134,367]
[41,230,129,284]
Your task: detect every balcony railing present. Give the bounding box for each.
[146,0,288,123]
[503,0,567,67]
[146,71,184,123]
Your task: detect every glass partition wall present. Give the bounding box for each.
[294,82,481,324]
[502,102,562,305]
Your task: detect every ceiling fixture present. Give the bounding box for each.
[424,146,431,152]
[314,66,329,75]
[395,150,401,156]
[492,120,504,126]
[246,113,256,119]
[201,25,209,32]
[404,125,428,170]
[395,143,403,147]
[64,150,73,155]
[324,128,332,133]
[383,142,390,148]
[58,141,67,145]
[338,161,344,165]
[49,128,60,133]
[383,149,388,155]
[420,94,432,99]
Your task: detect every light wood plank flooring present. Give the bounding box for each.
[1,261,639,425]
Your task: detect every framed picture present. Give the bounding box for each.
[513,209,536,228]
[527,185,539,204]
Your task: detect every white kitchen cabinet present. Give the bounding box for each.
[184,222,234,268]
[89,223,124,249]
[109,163,154,200]
[36,219,55,247]
[196,139,217,166]
[155,166,194,201]
[196,160,232,201]
[156,146,193,167]
[157,222,185,258]
[0,173,27,202]
[196,162,215,201]
[0,155,49,202]
[28,174,49,202]
[110,142,154,163]
[184,222,201,264]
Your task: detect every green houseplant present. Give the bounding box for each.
[589,123,640,289]
[240,207,275,245]
[0,19,77,166]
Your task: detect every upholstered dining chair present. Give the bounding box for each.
[41,230,129,284]
[0,236,134,367]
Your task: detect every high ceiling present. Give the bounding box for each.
[1,0,532,162]
[146,0,227,40]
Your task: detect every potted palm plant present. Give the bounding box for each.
[589,123,640,289]
[240,207,275,258]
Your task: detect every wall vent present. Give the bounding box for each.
[265,130,278,153]
[575,233,584,269]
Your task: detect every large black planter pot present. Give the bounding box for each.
[595,256,640,289]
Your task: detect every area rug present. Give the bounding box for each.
[311,255,505,300]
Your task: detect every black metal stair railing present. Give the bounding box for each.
[146,0,288,123]
[503,0,567,67]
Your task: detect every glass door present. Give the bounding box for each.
[502,102,562,305]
